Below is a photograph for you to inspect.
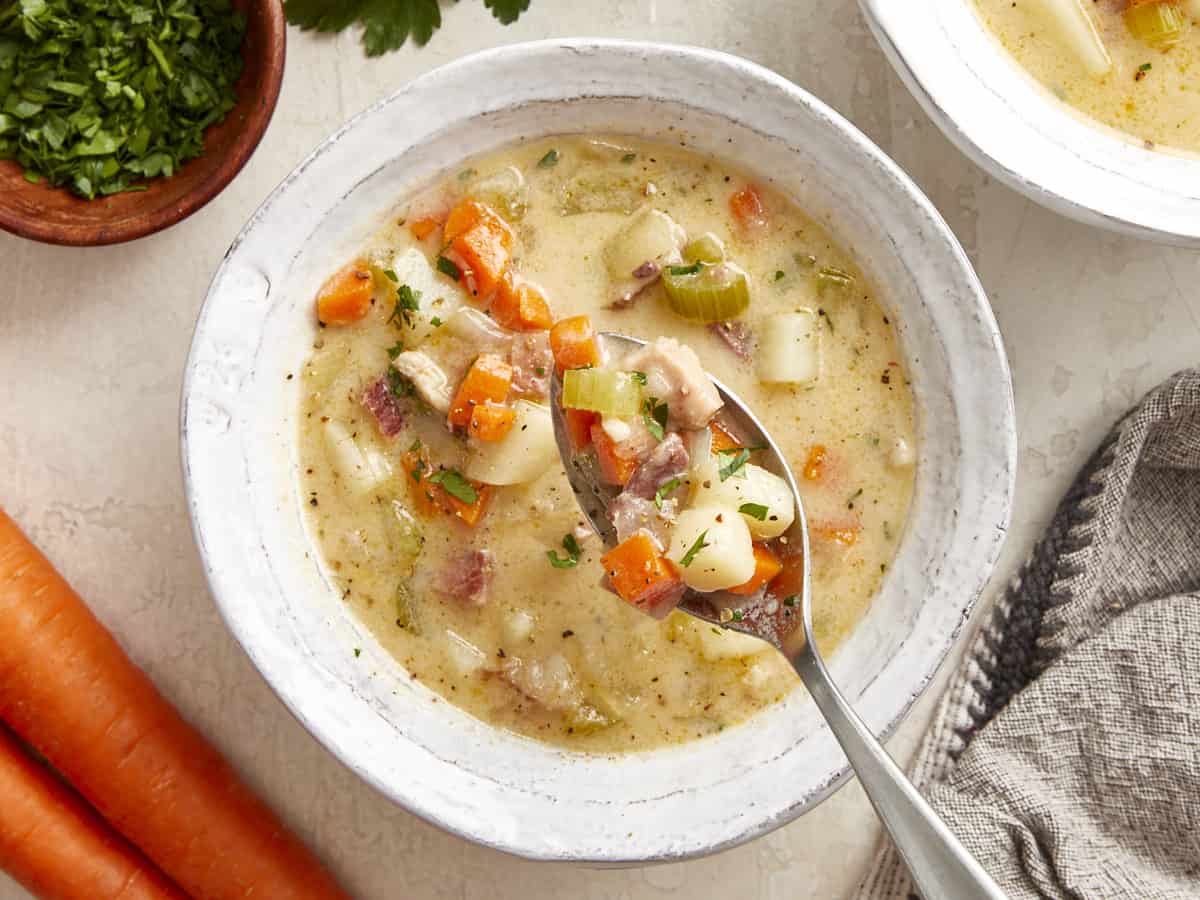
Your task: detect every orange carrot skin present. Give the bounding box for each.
[0,511,350,900]
[600,534,680,607]
[0,726,188,900]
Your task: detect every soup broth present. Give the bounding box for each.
[297,135,916,752]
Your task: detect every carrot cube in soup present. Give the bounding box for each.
[492,275,554,332]
[316,260,374,325]
[729,185,768,236]
[802,444,827,481]
[728,544,784,596]
[448,354,513,428]
[766,552,805,601]
[443,199,514,301]
[601,533,683,619]
[468,403,516,442]
[410,217,441,241]
[549,315,601,372]
[708,420,743,453]
[564,409,597,452]
[591,423,641,486]
[444,481,494,527]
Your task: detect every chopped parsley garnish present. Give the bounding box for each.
[387,341,405,360]
[381,268,399,282]
[731,609,744,622]
[387,284,421,328]
[537,148,560,168]
[774,270,785,281]
[667,261,703,277]
[534,366,546,377]
[621,152,637,163]
[0,0,246,198]
[654,477,682,509]
[546,533,582,569]
[738,502,769,521]
[436,255,461,280]
[457,167,477,181]
[387,369,416,399]
[427,468,477,504]
[783,595,797,607]
[408,438,422,452]
[630,371,648,385]
[353,647,361,657]
[1139,62,1152,71]
[430,316,443,327]
[679,530,709,568]
[715,445,764,481]
[642,397,669,441]
[409,456,427,482]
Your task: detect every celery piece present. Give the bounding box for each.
[561,369,644,418]
[1125,2,1186,47]
[662,262,751,323]
[683,232,726,264]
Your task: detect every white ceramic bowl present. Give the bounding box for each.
[182,40,1015,863]
[860,0,1200,246]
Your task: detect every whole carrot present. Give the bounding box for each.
[0,725,188,900]
[0,510,350,900]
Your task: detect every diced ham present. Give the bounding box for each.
[609,494,667,545]
[632,576,687,620]
[625,337,723,430]
[498,653,581,711]
[361,377,406,439]
[708,320,755,361]
[622,432,689,500]
[438,549,494,607]
[510,332,553,400]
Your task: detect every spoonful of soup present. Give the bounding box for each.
[550,322,1007,900]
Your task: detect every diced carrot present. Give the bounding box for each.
[813,524,860,547]
[802,444,827,481]
[315,260,374,326]
[492,274,554,332]
[564,409,597,452]
[443,200,514,301]
[766,552,805,601]
[400,448,493,527]
[549,315,601,372]
[729,544,784,596]
[448,354,513,428]
[601,533,682,612]
[468,403,516,442]
[443,482,494,527]
[409,217,441,241]
[709,421,743,453]
[730,185,768,235]
[591,423,642,486]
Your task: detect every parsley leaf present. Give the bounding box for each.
[654,477,682,510]
[387,284,421,328]
[679,530,710,568]
[485,0,532,25]
[436,255,461,281]
[285,0,492,57]
[387,369,416,399]
[642,397,669,441]
[718,449,751,481]
[546,533,582,569]
[387,341,405,360]
[426,468,477,504]
[738,502,769,521]
[537,148,559,168]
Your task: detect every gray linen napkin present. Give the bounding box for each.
[856,369,1200,900]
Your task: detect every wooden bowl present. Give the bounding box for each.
[0,0,285,246]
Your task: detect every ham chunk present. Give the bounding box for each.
[438,549,494,607]
[708,320,755,361]
[361,377,406,439]
[625,337,722,430]
[622,432,689,500]
[510,332,553,401]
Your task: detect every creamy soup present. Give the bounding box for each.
[297,136,916,752]
[974,0,1200,153]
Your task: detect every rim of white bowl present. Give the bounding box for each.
[181,39,1016,862]
[860,0,1200,247]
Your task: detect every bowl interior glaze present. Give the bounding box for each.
[182,41,1015,863]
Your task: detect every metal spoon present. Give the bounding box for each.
[551,333,1006,900]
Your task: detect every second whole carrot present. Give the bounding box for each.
[0,510,350,900]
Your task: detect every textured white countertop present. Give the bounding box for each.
[2,2,1197,898]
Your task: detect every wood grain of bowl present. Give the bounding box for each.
[0,0,285,247]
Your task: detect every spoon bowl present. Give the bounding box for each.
[551,332,1007,900]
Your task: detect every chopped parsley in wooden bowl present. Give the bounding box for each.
[0,0,284,246]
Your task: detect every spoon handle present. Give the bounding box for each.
[791,650,1008,900]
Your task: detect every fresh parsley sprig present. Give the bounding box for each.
[547,533,582,569]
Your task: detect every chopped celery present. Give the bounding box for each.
[683,232,726,264]
[1125,1,1186,47]
[662,262,751,323]
[468,166,528,221]
[561,369,644,418]
[395,580,421,634]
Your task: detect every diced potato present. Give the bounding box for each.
[445,306,512,352]
[466,400,558,486]
[445,630,487,675]
[1030,0,1111,77]
[391,350,452,413]
[386,247,465,347]
[689,458,795,540]
[504,610,535,643]
[667,506,755,592]
[323,420,392,494]
[692,622,770,661]
[605,208,684,283]
[757,309,821,385]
